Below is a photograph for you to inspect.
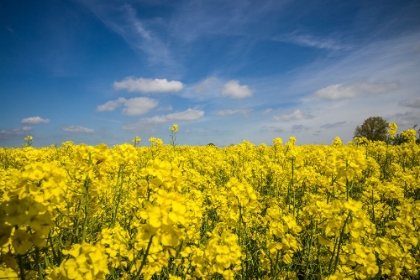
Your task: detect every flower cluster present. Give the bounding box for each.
[0,123,419,279]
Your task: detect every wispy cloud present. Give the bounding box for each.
[168,1,288,42]
[6,25,14,33]
[292,124,310,132]
[314,82,400,100]
[21,116,50,124]
[157,105,173,112]
[221,80,253,99]
[400,97,420,108]
[320,121,347,129]
[123,109,204,130]
[96,97,158,116]
[146,109,204,123]
[260,126,284,133]
[78,2,177,68]
[63,125,94,133]
[275,33,349,50]
[0,127,33,140]
[114,77,184,93]
[273,110,312,121]
[387,111,420,126]
[217,109,252,117]
[194,77,219,94]
[262,108,272,115]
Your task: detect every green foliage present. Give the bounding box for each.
[354,116,388,141]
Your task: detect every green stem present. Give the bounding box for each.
[272,249,280,279]
[332,213,351,273]
[112,165,124,227]
[47,232,58,265]
[171,240,184,276]
[17,254,26,280]
[371,187,375,224]
[305,229,313,279]
[81,176,90,242]
[134,235,154,280]
[35,247,45,280]
[328,236,339,272]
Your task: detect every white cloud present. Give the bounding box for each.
[314,82,400,100]
[114,77,184,93]
[217,109,252,117]
[22,126,32,131]
[400,97,420,108]
[21,116,50,124]
[221,80,253,99]
[122,98,159,116]
[96,98,126,112]
[96,97,158,116]
[181,77,223,100]
[273,110,312,121]
[63,126,94,133]
[122,109,204,130]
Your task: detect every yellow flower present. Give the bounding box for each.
[400,128,417,143]
[272,137,283,146]
[0,265,19,279]
[288,136,297,145]
[59,243,109,279]
[0,224,13,246]
[388,122,398,139]
[12,229,33,254]
[171,124,178,132]
[332,136,343,146]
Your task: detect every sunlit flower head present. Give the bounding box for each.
[400,128,417,143]
[388,122,398,139]
[288,136,297,145]
[171,123,178,132]
[332,136,342,146]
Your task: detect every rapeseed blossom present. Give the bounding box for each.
[0,122,419,279]
[388,122,398,139]
[171,123,178,132]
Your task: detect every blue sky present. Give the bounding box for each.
[1,0,420,147]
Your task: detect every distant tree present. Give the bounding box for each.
[354,116,388,141]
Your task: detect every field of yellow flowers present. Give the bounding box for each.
[1,124,419,280]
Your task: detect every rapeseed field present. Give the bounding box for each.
[1,124,419,279]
